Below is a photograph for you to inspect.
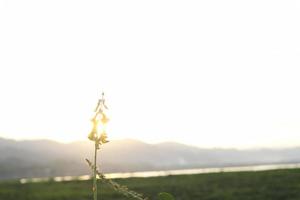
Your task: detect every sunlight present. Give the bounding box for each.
[0,0,299,149]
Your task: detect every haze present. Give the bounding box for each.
[0,0,299,148]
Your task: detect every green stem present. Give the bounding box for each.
[93,142,98,200]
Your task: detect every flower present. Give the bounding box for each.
[88,93,109,144]
[101,113,109,124]
[98,131,109,144]
[88,118,99,141]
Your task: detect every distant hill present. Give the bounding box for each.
[0,137,300,180]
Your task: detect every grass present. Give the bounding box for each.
[1,168,300,200]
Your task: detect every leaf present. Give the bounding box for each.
[158,192,175,200]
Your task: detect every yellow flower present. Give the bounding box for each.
[98,131,109,144]
[88,118,99,141]
[101,113,109,124]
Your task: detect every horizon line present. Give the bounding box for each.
[1,136,300,150]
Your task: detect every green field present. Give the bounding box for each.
[1,168,300,200]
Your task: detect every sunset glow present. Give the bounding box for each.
[0,0,300,149]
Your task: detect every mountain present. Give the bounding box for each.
[0,137,300,180]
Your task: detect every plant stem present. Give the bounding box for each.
[93,142,98,200]
[86,159,148,200]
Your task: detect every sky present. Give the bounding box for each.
[0,0,300,149]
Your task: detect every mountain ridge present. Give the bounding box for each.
[1,137,300,180]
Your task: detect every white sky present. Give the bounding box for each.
[0,0,300,148]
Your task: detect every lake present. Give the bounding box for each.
[20,162,300,184]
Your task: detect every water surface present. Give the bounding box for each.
[20,162,300,184]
